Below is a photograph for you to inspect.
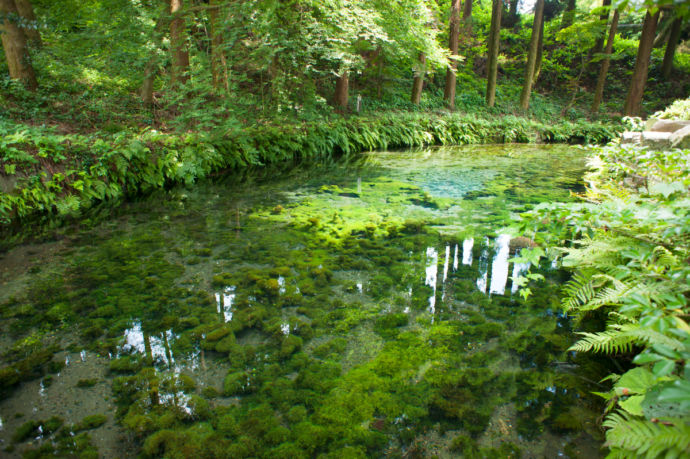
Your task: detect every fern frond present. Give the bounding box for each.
[570,324,685,354]
[604,411,690,458]
[562,273,596,311]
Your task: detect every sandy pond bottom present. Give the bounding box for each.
[0,145,608,458]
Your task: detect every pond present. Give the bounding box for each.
[0,144,608,458]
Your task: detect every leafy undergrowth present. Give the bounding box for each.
[515,144,690,457]
[0,112,620,235]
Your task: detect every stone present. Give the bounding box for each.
[648,119,690,133]
[641,131,672,150]
[620,131,642,145]
[670,125,690,150]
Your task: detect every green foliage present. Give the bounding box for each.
[0,113,619,240]
[514,142,690,458]
[652,97,690,121]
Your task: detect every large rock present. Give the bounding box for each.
[670,125,690,150]
[648,119,690,133]
[621,131,642,145]
[641,131,672,150]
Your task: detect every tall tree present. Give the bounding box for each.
[661,16,683,79]
[560,0,576,29]
[485,0,502,107]
[591,8,619,112]
[13,0,39,46]
[443,0,461,109]
[462,0,473,36]
[588,0,611,72]
[411,52,426,104]
[623,10,659,116]
[0,0,37,90]
[519,0,545,109]
[209,0,228,92]
[169,0,190,84]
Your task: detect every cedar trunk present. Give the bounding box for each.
[13,0,40,46]
[588,0,611,71]
[0,0,37,90]
[661,17,682,79]
[533,14,544,83]
[560,0,576,29]
[411,52,426,105]
[462,0,473,36]
[170,0,190,84]
[591,9,619,112]
[209,0,228,92]
[334,72,349,112]
[485,0,502,107]
[623,10,659,116]
[519,0,544,110]
[443,0,461,108]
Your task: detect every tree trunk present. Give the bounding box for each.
[623,10,659,116]
[141,11,168,106]
[560,0,576,29]
[142,60,156,106]
[591,9,619,113]
[0,0,37,90]
[661,17,682,79]
[533,14,545,83]
[485,0,502,107]
[443,0,461,108]
[519,0,545,110]
[588,0,611,71]
[411,52,426,105]
[170,0,190,84]
[13,0,40,46]
[462,0,473,38]
[334,72,348,112]
[209,0,227,92]
[652,11,672,48]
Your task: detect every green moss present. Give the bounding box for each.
[73,414,107,431]
[12,420,40,443]
[75,378,98,388]
[280,335,303,359]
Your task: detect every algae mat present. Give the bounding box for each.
[0,144,607,458]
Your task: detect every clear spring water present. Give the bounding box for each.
[0,144,608,458]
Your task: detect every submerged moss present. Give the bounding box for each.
[0,145,606,458]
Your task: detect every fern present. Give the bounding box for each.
[604,411,690,458]
[570,324,685,354]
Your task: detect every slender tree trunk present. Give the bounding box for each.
[334,71,349,112]
[591,9,619,113]
[209,0,228,92]
[411,52,426,105]
[141,11,168,106]
[588,0,611,71]
[13,0,40,46]
[661,17,682,79]
[169,0,190,84]
[444,0,461,108]
[623,10,659,116]
[533,15,545,83]
[560,0,576,29]
[0,0,37,90]
[142,60,156,106]
[485,0,502,107]
[519,0,545,109]
[652,11,672,48]
[462,0,473,36]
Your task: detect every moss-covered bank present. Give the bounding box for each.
[0,112,620,232]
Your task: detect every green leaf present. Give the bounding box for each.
[619,395,644,416]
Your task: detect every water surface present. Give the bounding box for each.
[0,144,607,457]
